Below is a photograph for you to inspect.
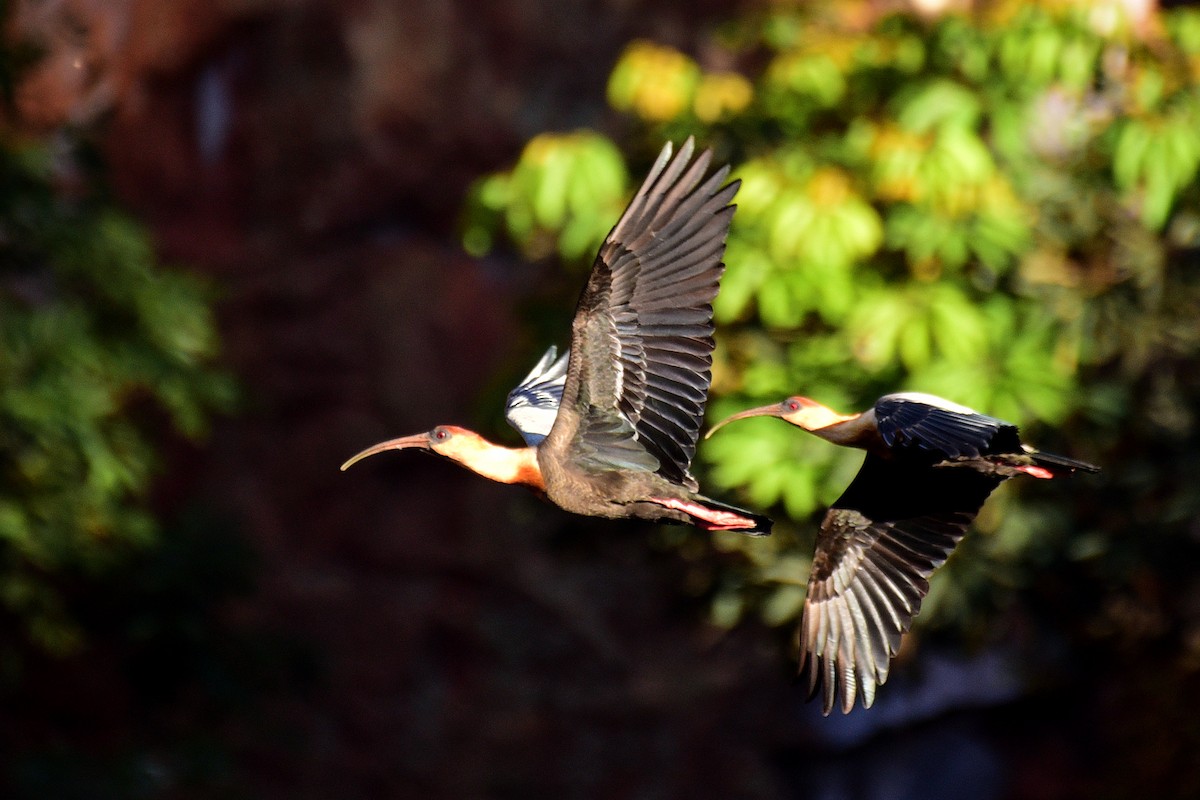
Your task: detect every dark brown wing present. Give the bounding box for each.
[875,394,1100,475]
[798,453,1007,714]
[874,393,1022,459]
[549,138,739,487]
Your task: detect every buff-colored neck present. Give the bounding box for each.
[807,411,878,449]
[441,433,545,490]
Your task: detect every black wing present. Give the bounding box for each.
[798,454,1007,714]
[505,346,569,446]
[549,138,739,487]
[874,393,1022,459]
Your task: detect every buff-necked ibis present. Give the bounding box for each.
[706,391,1098,713]
[343,139,771,536]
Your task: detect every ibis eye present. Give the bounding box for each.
[785,399,800,411]
[432,427,451,442]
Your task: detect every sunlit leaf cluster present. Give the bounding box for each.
[462,132,629,266]
[466,1,1200,646]
[0,137,234,654]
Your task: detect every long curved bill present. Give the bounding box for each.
[704,403,787,439]
[340,433,430,471]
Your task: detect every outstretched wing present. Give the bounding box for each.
[798,454,1006,714]
[505,346,569,446]
[549,137,739,488]
[874,393,1022,459]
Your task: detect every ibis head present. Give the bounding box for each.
[341,426,462,470]
[341,425,543,489]
[707,396,857,438]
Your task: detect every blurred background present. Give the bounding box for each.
[3,0,1200,797]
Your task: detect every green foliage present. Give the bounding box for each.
[465,1,1200,657]
[462,131,629,266]
[0,135,234,654]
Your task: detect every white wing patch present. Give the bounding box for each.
[889,392,978,415]
[505,346,569,446]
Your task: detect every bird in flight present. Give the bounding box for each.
[343,138,771,536]
[706,391,1097,713]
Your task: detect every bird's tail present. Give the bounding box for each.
[1024,446,1100,476]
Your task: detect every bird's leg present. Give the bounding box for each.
[1014,465,1054,479]
[932,456,1055,479]
[648,496,759,531]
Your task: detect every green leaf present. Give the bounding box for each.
[715,244,769,322]
[895,79,982,134]
[1113,120,1150,190]
[767,192,815,261]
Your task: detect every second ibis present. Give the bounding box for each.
[707,392,1097,713]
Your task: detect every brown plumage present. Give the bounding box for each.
[343,139,771,536]
[707,391,1098,713]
